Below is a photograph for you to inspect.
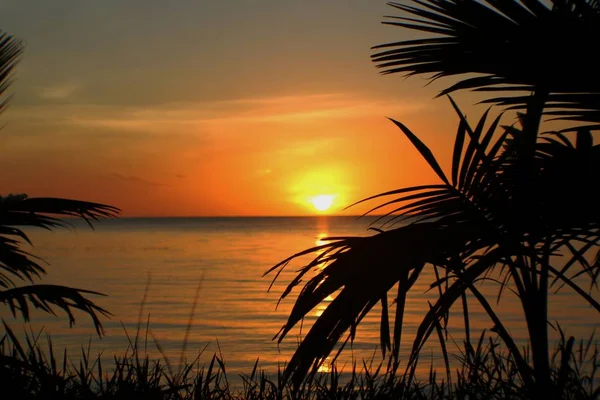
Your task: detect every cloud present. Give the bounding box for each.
[5,92,425,134]
[110,173,167,187]
[175,174,186,179]
[38,82,81,100]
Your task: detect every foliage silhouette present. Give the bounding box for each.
[372,0,600,130]
[2,322,598,399]
[267,0,600,397]
[0,31,119,335]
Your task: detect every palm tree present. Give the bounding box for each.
[0,31,119,335]
[267,1,600,397]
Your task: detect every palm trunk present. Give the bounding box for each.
[518,87,551,397]
[522,278,550,397]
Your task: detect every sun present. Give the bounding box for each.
[310,195,335,212]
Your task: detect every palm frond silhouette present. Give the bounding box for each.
[0,31,120,335]
[372,0,600,129]
[268,1,600,396]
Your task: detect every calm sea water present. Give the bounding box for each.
[2,217,598,381]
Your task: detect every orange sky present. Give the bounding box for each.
[0,1,498,216]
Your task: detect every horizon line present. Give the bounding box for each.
[106,214,379,219]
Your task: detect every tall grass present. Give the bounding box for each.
[1,320,598,399]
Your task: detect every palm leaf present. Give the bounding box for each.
[270,220,485,387]
[1,196,120,229]
[388,117,450,185]
[0,194,120,334]
[0,31,23,114]
[270,94,600,388]
[372,0,600,128]
[0,285,111,336]
[0,236,46,285]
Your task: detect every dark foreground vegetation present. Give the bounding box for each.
[1,323,599,400]
[2,0,600,399]
[265,0,600,397]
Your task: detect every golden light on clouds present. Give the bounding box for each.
[3,88,433,216]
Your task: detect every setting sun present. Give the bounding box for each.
[310,195,335,212]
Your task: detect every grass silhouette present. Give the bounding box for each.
[1,320,598,399]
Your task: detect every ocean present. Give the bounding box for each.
[2,216,598,381]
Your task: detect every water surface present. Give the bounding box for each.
[2,217,597,381]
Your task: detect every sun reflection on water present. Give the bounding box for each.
[315,232,329,246]
[314,295,334,317]
[317,359,333,373]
